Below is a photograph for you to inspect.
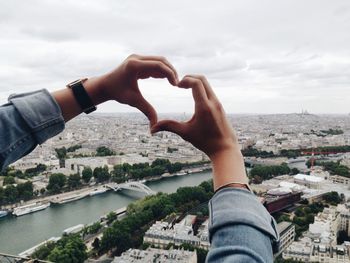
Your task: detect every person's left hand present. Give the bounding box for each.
[99,54,179,126]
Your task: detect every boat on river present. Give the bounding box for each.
[13,202,50,216]
[51,193,88,204]
[89,188,107,196]
[0,210,9,218]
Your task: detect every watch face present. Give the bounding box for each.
[68,78,96,114]
[67,78,88,88]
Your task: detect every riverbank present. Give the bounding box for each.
[0,170,213,255]
[1,164,212,213]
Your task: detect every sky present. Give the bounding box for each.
[0,0,350,114]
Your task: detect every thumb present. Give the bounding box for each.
[151,119,186,136]
[133,96,157,127]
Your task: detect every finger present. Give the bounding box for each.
[134,55,179,82]
[151,119,186,137]
[134,96,158,127]
[178,76,208,105]
[184,75,218,101]
[134,60,178,86]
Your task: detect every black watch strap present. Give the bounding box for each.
[67,79,97,114]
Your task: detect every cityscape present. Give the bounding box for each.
[0,112,350,262]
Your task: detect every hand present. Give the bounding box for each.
[151,75,248,190]
[151,75,237,159]
[99,54,179,126]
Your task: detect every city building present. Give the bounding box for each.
[283,205,350,262]
[263,191,301,214]
[143,215,209,249]
[275,221,295,257]
[332,175,350,186]
[112,247,197,263]
[294,174,324,189]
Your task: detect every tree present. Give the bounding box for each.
[291,168,300,175]
[4,185,18,203]
[111,165,126,183]
[3,176,15,185]
[323,191,342,205]
[17,182,34,200]
[67,174,81,189]
[87,222,102,235]
[92,237,100,250]
[31,241,56,260]
[12,170,25,179]
[82,167,93,183]
[40,188,46,195]
[47,173,66,193]
[47,235,87,263]
[55,147,67,159]
[151,158,170,168]
[66,144,82,152]
[96,146,115,156]
[93,166,110,183]
[106,211,117,224]
[0,187,4,205]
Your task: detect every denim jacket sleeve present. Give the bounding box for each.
[207,188,279,263]
[0,89,65,170]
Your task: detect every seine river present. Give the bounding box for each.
[0,171,212,255]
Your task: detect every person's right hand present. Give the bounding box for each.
[150,75,238,159]
[151,75,248,190]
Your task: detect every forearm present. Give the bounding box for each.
[52,76,108,122]
[210,147,248,191]
[207,188,279,262]
[0,90,65,170]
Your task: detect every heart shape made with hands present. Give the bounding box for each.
[107,54,225,152]
[138,78,193,125]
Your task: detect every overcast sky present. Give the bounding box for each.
[0,0,350,114]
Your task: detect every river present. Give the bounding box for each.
[0,171,212,255]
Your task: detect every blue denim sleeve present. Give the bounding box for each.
[0,89,65,170]
[206,188,279,263]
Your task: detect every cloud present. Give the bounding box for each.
[0,0,349,113]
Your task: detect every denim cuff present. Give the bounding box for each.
[8,89,65,144]
[208,187,280,252]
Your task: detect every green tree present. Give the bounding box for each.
[96,146,115,156]
[151,158,170,168]
[31,242,56,260]
[87,222,102,235]
[11,170,25,179]
[323,191,342,205]
[17,182,33,200]
[47,235,87,263]
[4,185,18,203]
[291,168,300,175]
[3,176,15,185]
[82,167,93,183]
[47,173,66,193]
[93,166,110,183]
[0,187,4,205]
[67,174,81,189]
[67,144,82,152]
[106,211,117,224]
[55,147,67,159]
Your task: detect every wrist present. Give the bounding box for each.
[84,76,109,106]
[209,144,241,164]
[210,147,248,191]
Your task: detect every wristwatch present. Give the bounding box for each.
[66,78,97,114]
